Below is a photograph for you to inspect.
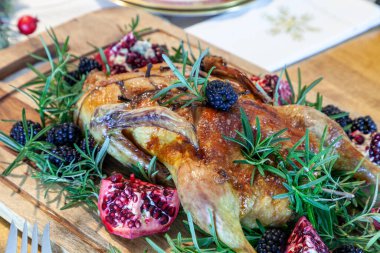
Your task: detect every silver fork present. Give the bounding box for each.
[5,221,52,253]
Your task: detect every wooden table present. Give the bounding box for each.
[0,8,379,252]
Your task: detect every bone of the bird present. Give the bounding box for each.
[90,122,173,186]
[91,106,199,149]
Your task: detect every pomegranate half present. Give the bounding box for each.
[285,216,329,253]
[98,173,180,239]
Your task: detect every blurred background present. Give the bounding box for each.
[1,0,380,71]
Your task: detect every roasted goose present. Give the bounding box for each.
[74,57,380,253]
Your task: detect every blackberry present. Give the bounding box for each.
[64,70,81,86]
[322,105,352,129]
[351,116,377,134]
[47,123,82,146]
[48,145,80,167]
[369,133,380,165]
[10,120,42,146]
[78,57,102,75]
[256,228,287,253]
[206,80,238,111]
[79,136,99,154]
[333,245,363,253]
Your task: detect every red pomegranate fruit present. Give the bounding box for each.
[372,207,380,230]
[251,74,292,105]
[17,15,39,35]
[285,216,329,253]
[98,173,180,239]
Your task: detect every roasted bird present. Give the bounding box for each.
[74,56,380,253]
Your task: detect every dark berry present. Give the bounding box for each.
[64,70,81,86]
[256,228,288,253]
[206,80,238,111]
[48,145,80,167]
[322,105,352,130]
[351,116,377,134]
[333,245,363,253]
[369,133,380,165]
[47,123,82,146]
[78,57,102,75]
[10,120,42,146]
[79,136,99,154]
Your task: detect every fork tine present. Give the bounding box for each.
[31,223,39,253]
[41,223,52,253]
[5,221,17,253]
[20,221,28,253]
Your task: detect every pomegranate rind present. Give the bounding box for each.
[285,216,329,253]
[98,174,180,239]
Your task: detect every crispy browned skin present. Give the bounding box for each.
[74,58,379,253]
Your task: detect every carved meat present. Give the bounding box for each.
[74,58,380,253]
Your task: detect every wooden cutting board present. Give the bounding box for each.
[0,7,379,253]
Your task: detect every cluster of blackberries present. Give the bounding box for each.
[9,120,98,167]
[205,80,238,111]
[351,116,377,135]
[65,57,102,86]
[322,105,377,135]
[322,104,380,166]
[256,228,288,253]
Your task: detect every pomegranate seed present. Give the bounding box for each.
[159,215,169,225]
[153,209,161,219]
[354,135,365,145]
[127,220,135,228]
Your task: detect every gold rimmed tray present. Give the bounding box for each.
[111,0,255,16]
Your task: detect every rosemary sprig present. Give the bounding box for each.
[119,15,153,40]
[147,210,262,252]
[223,108,379,251]
[282,67,323,109]
[130,156,159,183]
[32,131,109,211]
[170,38,203,65]
[0,111,108,210]
[224,108,288,185]
[259,67,323,110]
[153,48,214,108]
[19,29,83,126]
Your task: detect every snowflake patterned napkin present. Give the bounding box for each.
[186,0,380,71]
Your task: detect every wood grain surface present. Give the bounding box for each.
[0,7,379,253]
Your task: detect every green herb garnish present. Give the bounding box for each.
[153,48,214,108]
[224,108,288,185]
[119,15,153,40]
